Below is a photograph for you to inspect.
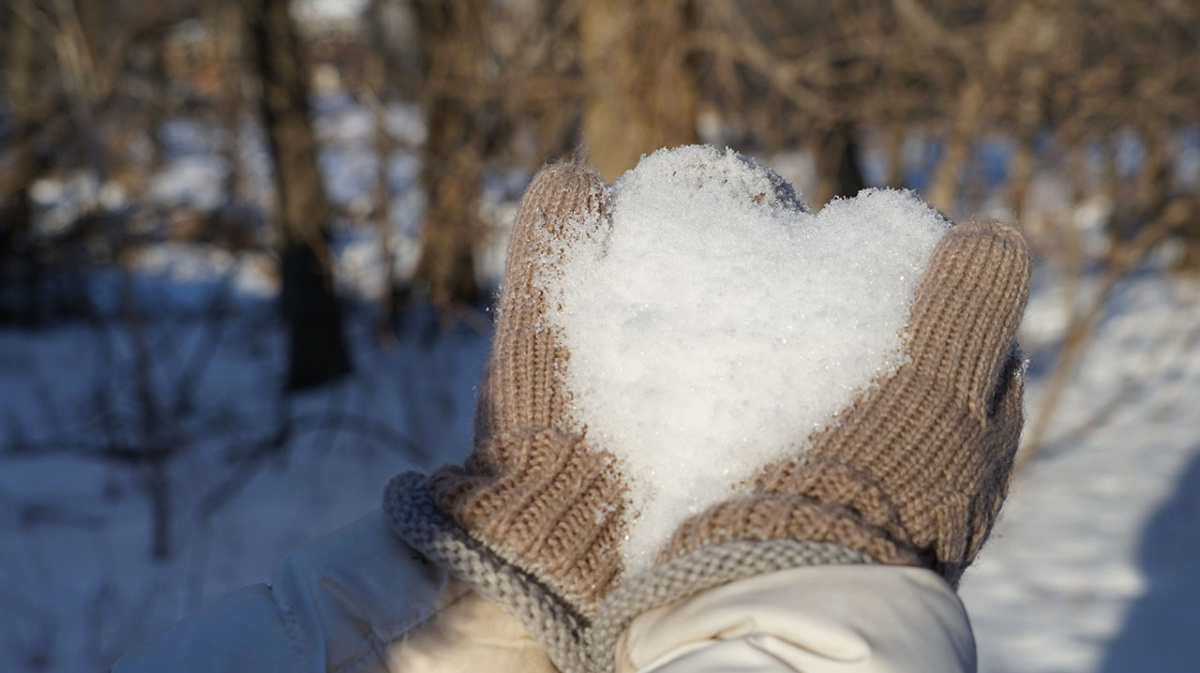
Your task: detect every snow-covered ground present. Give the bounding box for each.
[2,96,1198,671]
[0,303,487,671]
[6,239,1197,673]
[961,266,1200,673]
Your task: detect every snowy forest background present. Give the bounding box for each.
[1,0,1198,671]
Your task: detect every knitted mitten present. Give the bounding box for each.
[588,217,1030,672]
[661,218,1031,586]
[385,163,620,670]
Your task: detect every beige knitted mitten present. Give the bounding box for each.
[429,162,626,603]
[588,214,1031,673]
[389,154,1030,673]
[661,218,1031,587]
[385,162,622,670]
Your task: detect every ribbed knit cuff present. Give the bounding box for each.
[664,486,927,567]
[425,427,626,606]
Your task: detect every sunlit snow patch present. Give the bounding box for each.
[542,145,951,575]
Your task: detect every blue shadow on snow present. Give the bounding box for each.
[1097,446,1200,672]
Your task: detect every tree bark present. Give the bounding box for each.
[412,0,486,311]
[815,120,867,206]
[885,121,905,189]
[927,77,984,215]
[362,31,400,343]
[2,5,41,326]
[247,0,351,390]
[1176,209,1200,273]
[579,0,699,181]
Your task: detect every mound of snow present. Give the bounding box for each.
[542,145,950,574]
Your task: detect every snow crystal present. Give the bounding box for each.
[542,145,950,575]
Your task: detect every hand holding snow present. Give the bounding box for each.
[541,146,950,575]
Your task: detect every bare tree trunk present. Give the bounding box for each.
[362,40,399,344]
[885,121,905,189]
[1007,129,1036,219]
[247,0,351,390]
[213,0,248,205]
[1176,217,1200,273]
[412,0,485,312]
[1008,55,1047,219]
[579,0,699,181]
[927,78,984,215]
[2,6,41,326]
[52,0,108,184]
[815,120,867,206]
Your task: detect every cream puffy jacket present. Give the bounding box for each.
[114,510,976,673]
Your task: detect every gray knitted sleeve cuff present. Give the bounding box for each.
[386,470,874,673]
[384,471,591,671]
[589,538,874,673]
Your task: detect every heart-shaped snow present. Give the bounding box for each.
[542,145,950,575]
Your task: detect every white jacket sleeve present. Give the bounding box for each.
[112,509,556,673]
[616,565,976,673]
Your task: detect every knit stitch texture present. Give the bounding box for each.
[384,156,1030,673]
[663,219,1032,587]
[423,163,629,613]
